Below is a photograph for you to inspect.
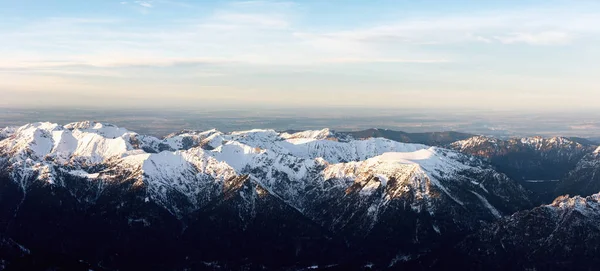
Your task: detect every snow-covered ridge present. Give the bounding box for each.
[452,135,499,149]
[454,135,593,150]
[548,193,600,217]
[280,128,335,144]
[322,148,472,204]
[0,121,137,163]
[0,122,527,219]
[452,135,596,159]
[0,126,16,139]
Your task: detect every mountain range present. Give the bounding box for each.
[1,121,599,270]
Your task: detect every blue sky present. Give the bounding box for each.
[1,0,599,110]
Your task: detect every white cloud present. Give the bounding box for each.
[2,1,600,109]
[228,1,296,9]
[135,1,153,8]
[2,3,599,78]
[493,31,571,45]
[154,0,194,8]
[301,8,600,47]
[210,12,289,29]
[0,57,234,69]
[322,58,451,64]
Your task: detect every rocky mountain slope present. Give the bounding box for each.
[451,135,597,182]
[0,121,534,270]
[451,136,598,204]
[555,147,600,198]
[452,192,600,270]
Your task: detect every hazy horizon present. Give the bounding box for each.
[2,106,600,140]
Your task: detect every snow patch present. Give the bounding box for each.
[375,174,388,187]
[524,180,560,183]
[471,190,502,218]
[68,169,100,179]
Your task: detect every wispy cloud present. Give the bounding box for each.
[1,1,599,93]
[122,0,192,8]
[210,12,289,29]
[2,0,600,109]
[493,31,571,45]
[154,0,194,8]
[0,57,234,69]
[135,1,153,8]
[322,58,451,64]
[301,8,600,46]
[228,1,296,9]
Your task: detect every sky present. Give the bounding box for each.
[1,0,599,110]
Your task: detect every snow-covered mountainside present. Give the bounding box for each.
[0,122,535,270]
[451,192,600,270]
[451,135,597,181]
[342,128,474,146]
[0,122,530,216]
[0,126,16,141]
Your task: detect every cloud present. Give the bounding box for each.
[210,12,289,29]
[301,8,600,46]
[321,58,451,64]
[42,17,123,24]
[3,3,599,76]
[154,0,194,8]
[228,1,296,9]
[2,1,600,110]
[493,31,571,45]
[135,1,153,8]
[0,57,234,69]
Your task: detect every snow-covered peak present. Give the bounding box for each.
[0,122,63,159]
[164,128,221,139]
[63,120,95,130]
[454,135,586,150]
[373,148,469,173]
[451,136,497,150]
[65,121,131,139]
[325,148,458,176]
[209,141,264,172]
[161,129,224,151]
[0,122,139,164]
[548,193,600,217]
[520,136,543,145]
[281,128,334,143]
[376,149,436,163]
[231,129,278,137]
[520,136,584,150]
[0,129,10,139]
[451,135,594,160]
[594,146,600,154]
[323,147,471,201]
[0,126,18,139]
